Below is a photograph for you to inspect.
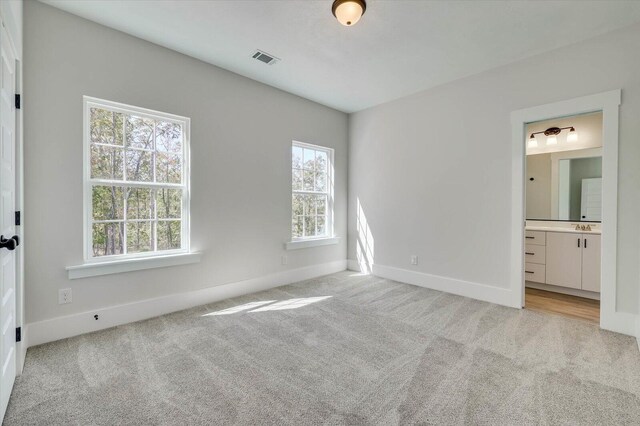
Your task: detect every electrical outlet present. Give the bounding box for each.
[58,288,72,304]
[281,255,288,265]
[410,255,418,265]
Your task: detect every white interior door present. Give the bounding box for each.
[0,23,17,422]
[581,178,602,221]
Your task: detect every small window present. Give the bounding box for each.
[291,141,333,240]
[84,97,190,261]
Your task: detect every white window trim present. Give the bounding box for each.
[66,252,202,280]
[285,236,340,251]
[289,140,335,245]
[77,96,193,271]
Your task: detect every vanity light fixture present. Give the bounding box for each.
[332,0,366,26]
[529,126,576,146]
[527,135,538,148]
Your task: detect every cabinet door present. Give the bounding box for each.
[545,232,582,289]
[581,234,601,292]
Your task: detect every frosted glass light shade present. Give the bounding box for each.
[546,136,558,145]
[527,137,538,148]
[567,130,578,143]
[332,0,366,26]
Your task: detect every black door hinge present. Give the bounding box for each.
[16,327,21,343]
[15,94,20,109]
[15,211,20,226]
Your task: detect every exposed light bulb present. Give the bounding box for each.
[567,129,578,143]
[546,136,558,145]
[332,0,366,26]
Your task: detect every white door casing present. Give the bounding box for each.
[511,90,632,336]
[0,22,17,422]
[582,234,602,293]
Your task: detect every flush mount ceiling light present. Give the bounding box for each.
[332,0,367,26]
[529,126,577,146]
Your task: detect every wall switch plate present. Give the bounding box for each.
[281,255,288,265]
[59,288,72,304]
[410,255,418,265]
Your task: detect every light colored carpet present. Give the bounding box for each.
[5,271,640,425]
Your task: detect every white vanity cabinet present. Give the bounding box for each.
[524,231,546,284]
[525,229,601,293]
[546,232,582,289]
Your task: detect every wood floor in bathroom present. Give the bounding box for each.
[525,288,600,324]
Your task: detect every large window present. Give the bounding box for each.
[291,141,333,240]
[84,97,190,260]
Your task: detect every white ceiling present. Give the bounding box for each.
[42,0,640,113]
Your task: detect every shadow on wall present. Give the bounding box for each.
[356,198,375,273]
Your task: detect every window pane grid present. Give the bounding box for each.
[125,146,155,153]
[292,142,331,240]
[89,179,183,189]
[90,112,183,186]
[88,101,187,259]
[91,184,183,256]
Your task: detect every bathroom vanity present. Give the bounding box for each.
[524,221,601,299]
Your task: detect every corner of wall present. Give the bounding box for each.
[347,259,361,272]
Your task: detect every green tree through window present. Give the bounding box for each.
[86,98,189,259]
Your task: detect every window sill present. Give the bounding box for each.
[285,237,340,251]
[66,252,202,280]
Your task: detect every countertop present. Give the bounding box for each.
[525,226,601,235]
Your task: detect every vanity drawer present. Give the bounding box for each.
[524,244,545,265]
[525,230,546,246]
[524,263,545,283]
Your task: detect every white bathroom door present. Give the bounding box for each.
[0,23,17,422]
[581,178,602,221]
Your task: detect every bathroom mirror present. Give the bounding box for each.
[526,149,602,222]
[525,111,603,222]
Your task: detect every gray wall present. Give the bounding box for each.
[24,2,348,323]
[349,22,640,314]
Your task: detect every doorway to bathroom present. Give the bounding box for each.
[510,90,633,336]
[523,111,603,323]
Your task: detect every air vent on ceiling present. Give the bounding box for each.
[252,50,280,65]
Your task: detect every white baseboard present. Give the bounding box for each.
[26,260,347,348]
[372,264,516,308]
[347,259,361,272]
[599,309,637,337]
